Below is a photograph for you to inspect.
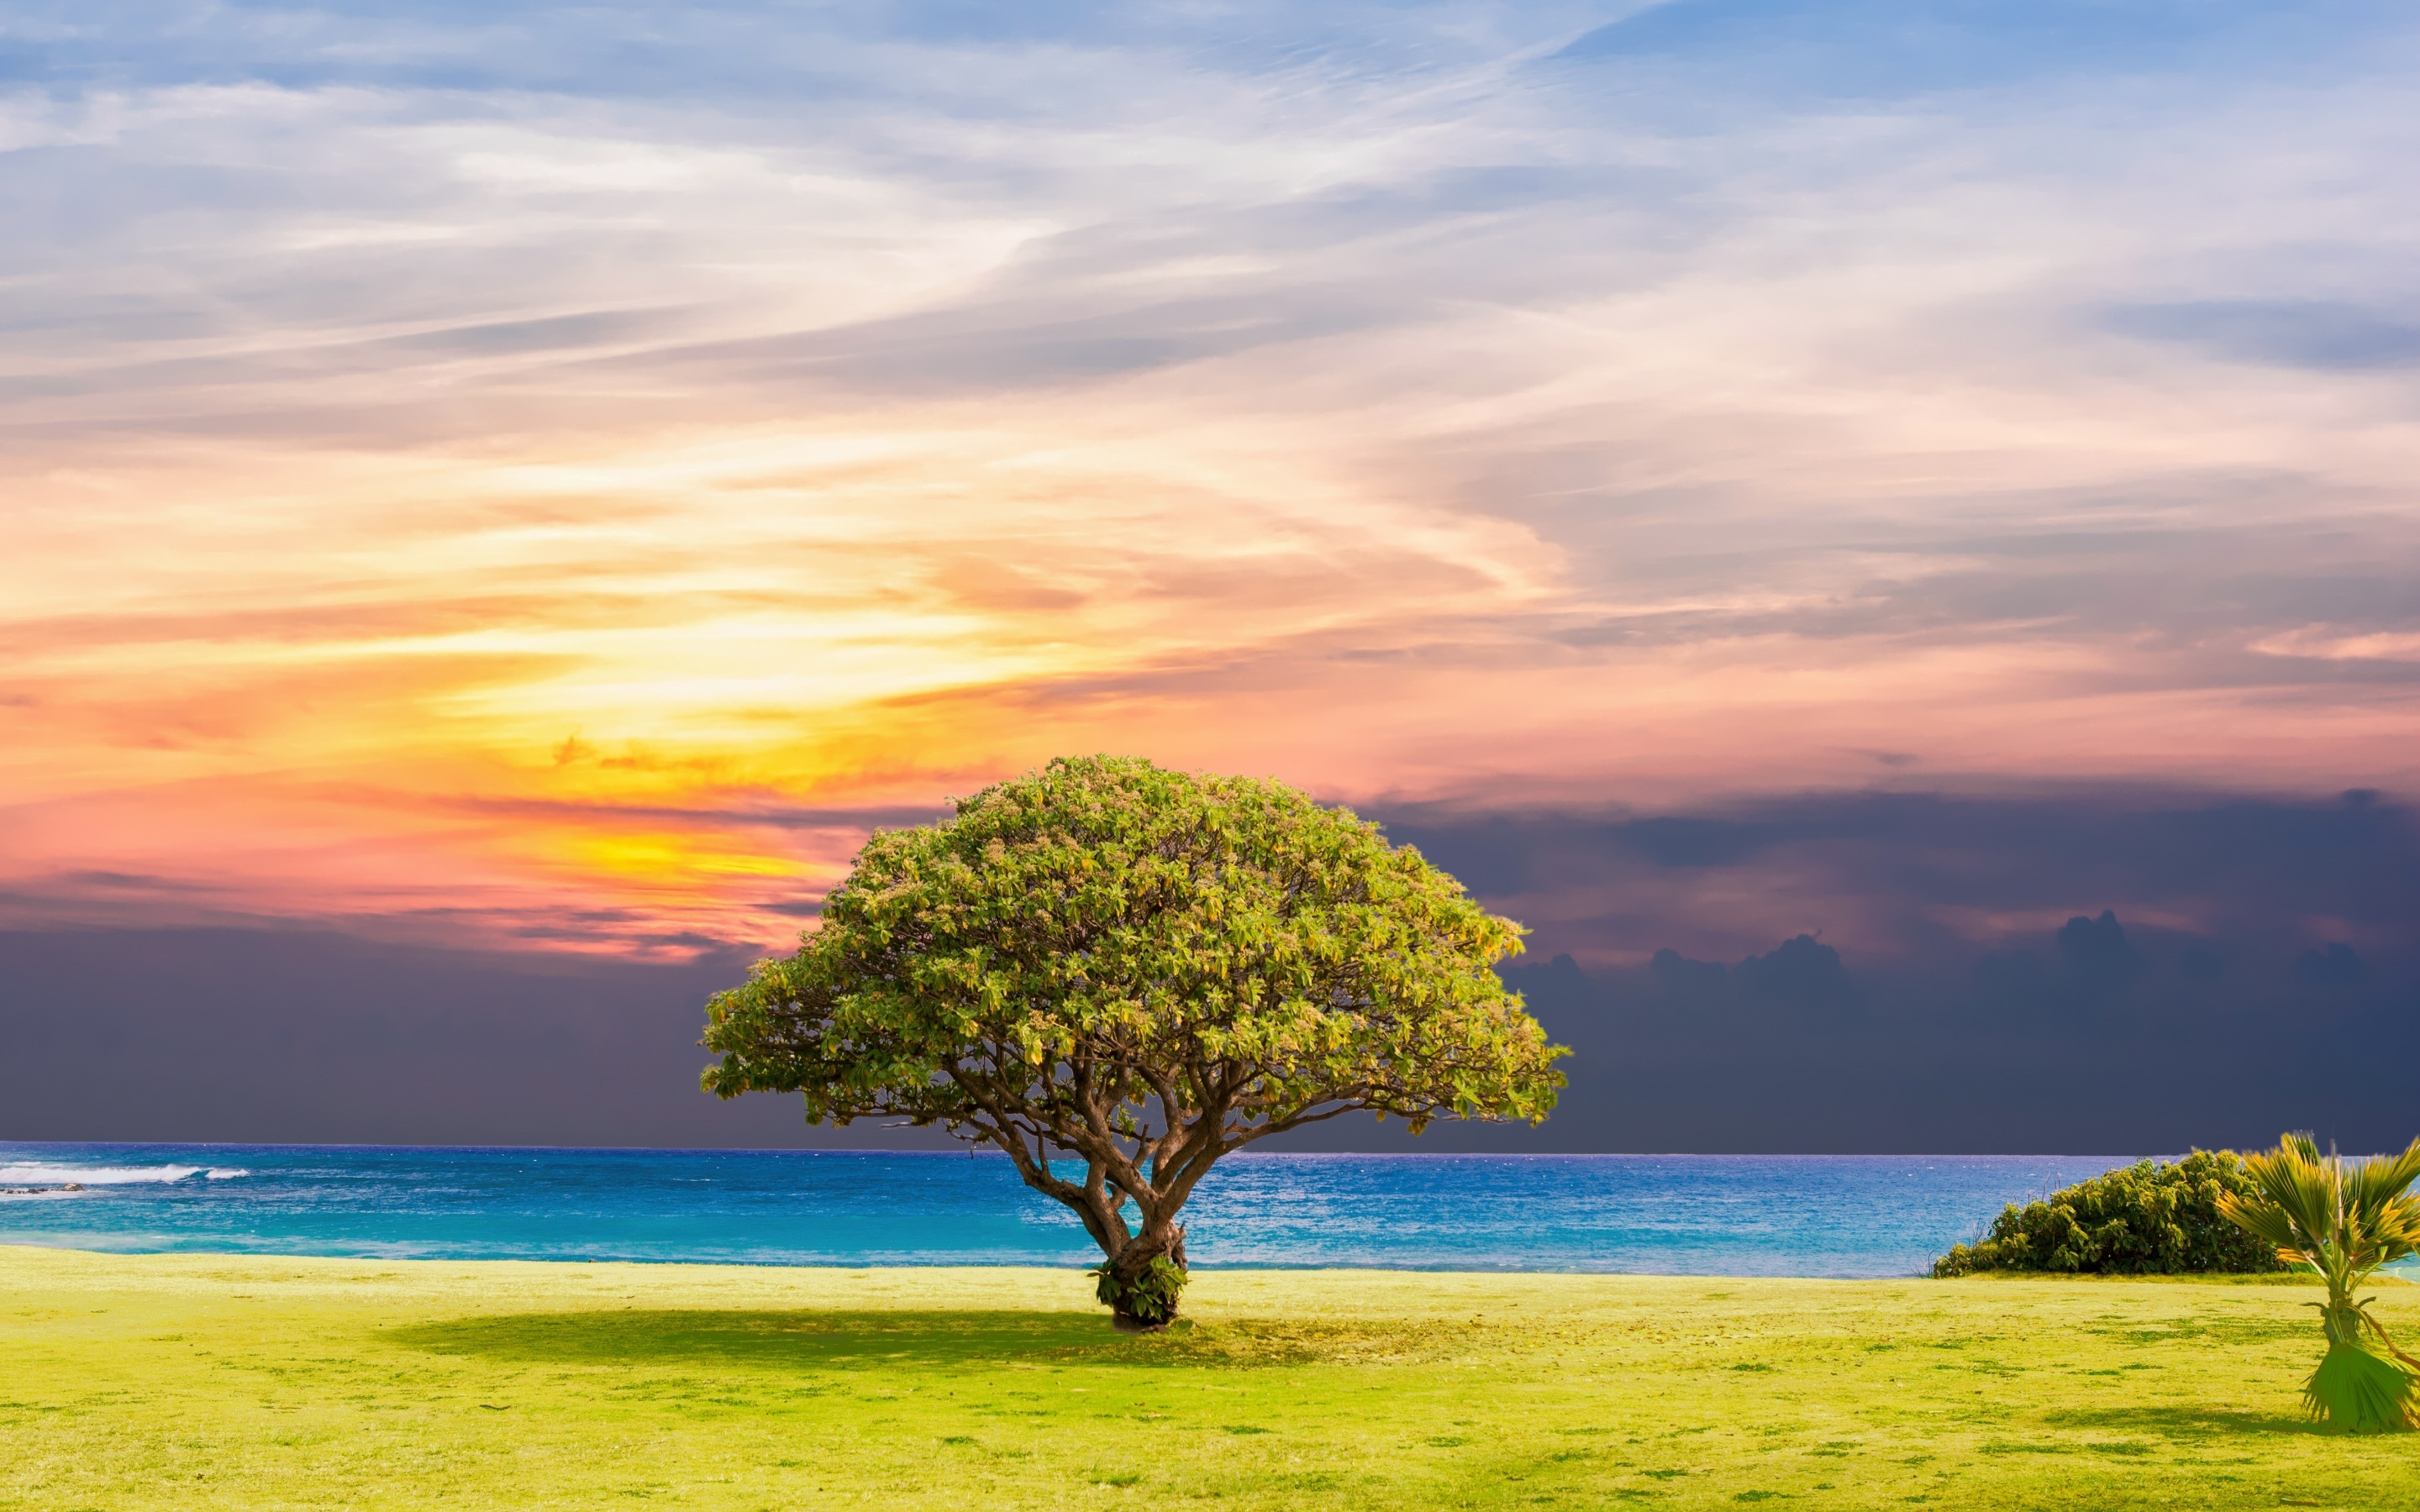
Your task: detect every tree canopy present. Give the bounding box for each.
[702,754,1566,1324]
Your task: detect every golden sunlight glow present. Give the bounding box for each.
[8,19,2418,955]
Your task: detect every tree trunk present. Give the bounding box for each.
[1102,1222,1188,1331]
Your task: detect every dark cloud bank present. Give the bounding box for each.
[4,785,2415,1153]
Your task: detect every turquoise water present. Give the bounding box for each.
[0,1144,2145,1278]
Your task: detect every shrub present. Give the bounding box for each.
[1092,1255,1188,1329]
[1933,1150,2290,1277]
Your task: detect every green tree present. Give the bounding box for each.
[2218,1133,2420,1431]
[702,755,1567,1327]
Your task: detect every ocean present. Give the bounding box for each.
[0,1143,2149,1278]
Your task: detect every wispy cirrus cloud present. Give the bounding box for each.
[4,0,2419,951]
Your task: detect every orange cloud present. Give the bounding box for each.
[8,12,2420,953]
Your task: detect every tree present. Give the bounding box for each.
[2217,1133,2420,1431]
[702,755,1567,1327]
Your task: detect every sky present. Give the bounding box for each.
[4,1,2419,1147]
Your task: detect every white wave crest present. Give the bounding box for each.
[206,1168,250,1179]
[0,1163,220,1185]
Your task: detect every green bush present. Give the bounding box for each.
[1934,1150,2290,1277]
[1092,1255,1189,1326]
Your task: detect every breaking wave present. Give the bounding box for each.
[0,1163,248,1186]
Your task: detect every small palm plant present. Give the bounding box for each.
[2216,1132,2420,1431]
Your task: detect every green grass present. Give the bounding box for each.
[5,1245,2419,1509]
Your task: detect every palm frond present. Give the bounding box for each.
[2238,1136,2338,1252]
[2347,1139,2420,1263]
[2307,1338,2420,1432]
[2212,1193,2301,1254]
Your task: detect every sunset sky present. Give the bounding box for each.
[7,2,2420,1016]
[5,2,2419,1148]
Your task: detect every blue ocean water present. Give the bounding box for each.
[0,1144,2149,1278]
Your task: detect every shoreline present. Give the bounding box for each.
[0,1242,2344,1284]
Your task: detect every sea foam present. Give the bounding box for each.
[0,1163,245,1186]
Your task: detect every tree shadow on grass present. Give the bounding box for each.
[385,1310,1423,1372]
[2044,1405,2327,1439]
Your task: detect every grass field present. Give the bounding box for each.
[6,1245,2419,1509]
